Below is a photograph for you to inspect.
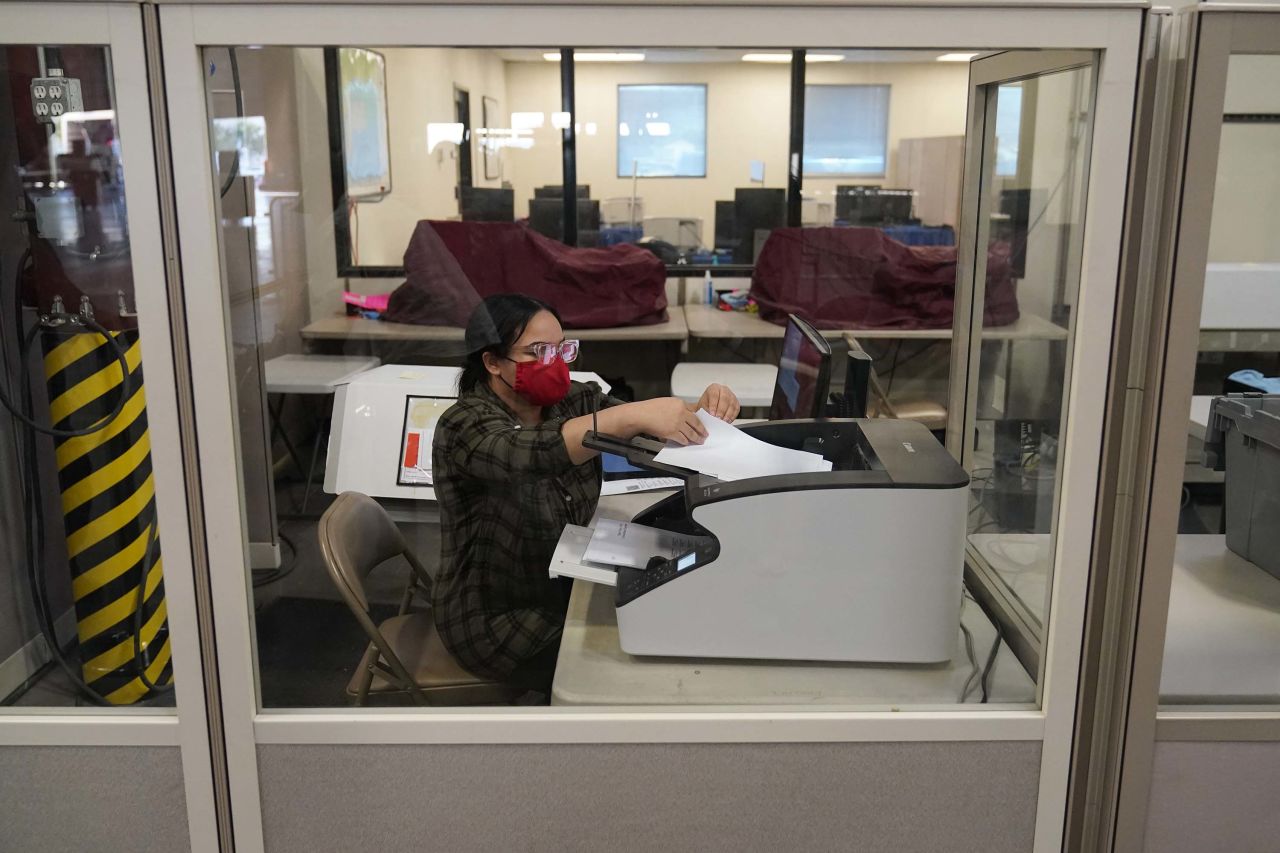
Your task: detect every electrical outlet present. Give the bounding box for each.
[30,73,83,123]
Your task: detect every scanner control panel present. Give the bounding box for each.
[616,542,716,606]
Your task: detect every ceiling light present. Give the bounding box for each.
[937,53,979,62]
[543,52,645,62]
[805,54,845,63]
[741,53,791,64]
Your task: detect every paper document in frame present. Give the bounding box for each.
[653,409,832,482]
[584,519,714,569]
[397,396,455,486]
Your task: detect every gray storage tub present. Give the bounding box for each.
[1203,394,1280,579]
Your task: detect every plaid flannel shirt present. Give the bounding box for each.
[431,380,621,680]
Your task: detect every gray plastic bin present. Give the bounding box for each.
[1203,394,1280,579]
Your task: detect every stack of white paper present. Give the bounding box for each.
[652,409,832,482]
[584,519,712,569]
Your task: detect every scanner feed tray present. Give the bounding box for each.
[549,524,618,587]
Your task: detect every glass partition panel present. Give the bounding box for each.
[794,52,970,456]
[1,44,176,709]
[571,48,789,266]
[1163,52,1280,710]
[310,46,564,269]
[964,64,1092,675]
[204,44,1052,712]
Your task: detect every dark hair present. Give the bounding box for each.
[459,294,562,394]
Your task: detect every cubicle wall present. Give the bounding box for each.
[256,741,1042,852]
[154,4,1143,851]
[1143,739,1280,853]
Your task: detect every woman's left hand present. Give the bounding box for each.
[696,383,741,423]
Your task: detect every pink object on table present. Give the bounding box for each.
[342,291,391,313]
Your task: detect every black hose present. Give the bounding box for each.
[2,252,154,704]
[131,517,173,693]
[8,302,113,706]
[0,313,135,438]
[980,619,1004,704]
[218,47,245,199]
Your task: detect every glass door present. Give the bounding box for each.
[0,3,219,850]
[951,50,1097,683]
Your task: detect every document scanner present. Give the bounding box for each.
[550,418,970,664]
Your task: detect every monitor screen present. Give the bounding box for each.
[770,315,832,420]
[397,396,455,486]
[602,452,646,481]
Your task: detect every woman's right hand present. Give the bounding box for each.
[633,397,708,446]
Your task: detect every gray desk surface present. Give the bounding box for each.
[1161,534,1280,705]
[300,311,689,343]
[551,580,1036,707]
[967,533,1050,627]
[965,531,1280,704]
[263,354,379,395]
[682,303,1068,342]
[551,491,1037,708]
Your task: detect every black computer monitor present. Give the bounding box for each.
[459,186,514,222]
[714,200,738,252]
[879,189,915,225]
[835,185,881,225]
[770,314,832,421]
[835,186,915,227]
[733,188,786,264]
[533,185,591,199]
[527,198,601,242]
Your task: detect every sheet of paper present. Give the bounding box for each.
[584,519,713,569]
[599,477,683,496]
[652,409,832,482]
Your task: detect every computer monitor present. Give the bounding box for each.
[770,314,832,421]
[534,185,591,199]
[714,200,738,251]
[527,198,601,242]
[733,188,786,264]
[459,186,514,222]
[879,189,915,225]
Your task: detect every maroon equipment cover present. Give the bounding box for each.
[383,221,669,328]
[749,227,1019,330]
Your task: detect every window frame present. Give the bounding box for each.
[0,2,220,848]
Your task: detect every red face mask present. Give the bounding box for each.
[511,357,570,407]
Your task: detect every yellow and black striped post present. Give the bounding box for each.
[42,327,174,704]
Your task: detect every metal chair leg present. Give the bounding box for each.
[269,394,308,480]
[300,415,329,515]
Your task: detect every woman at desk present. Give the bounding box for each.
[432,294,740,693]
